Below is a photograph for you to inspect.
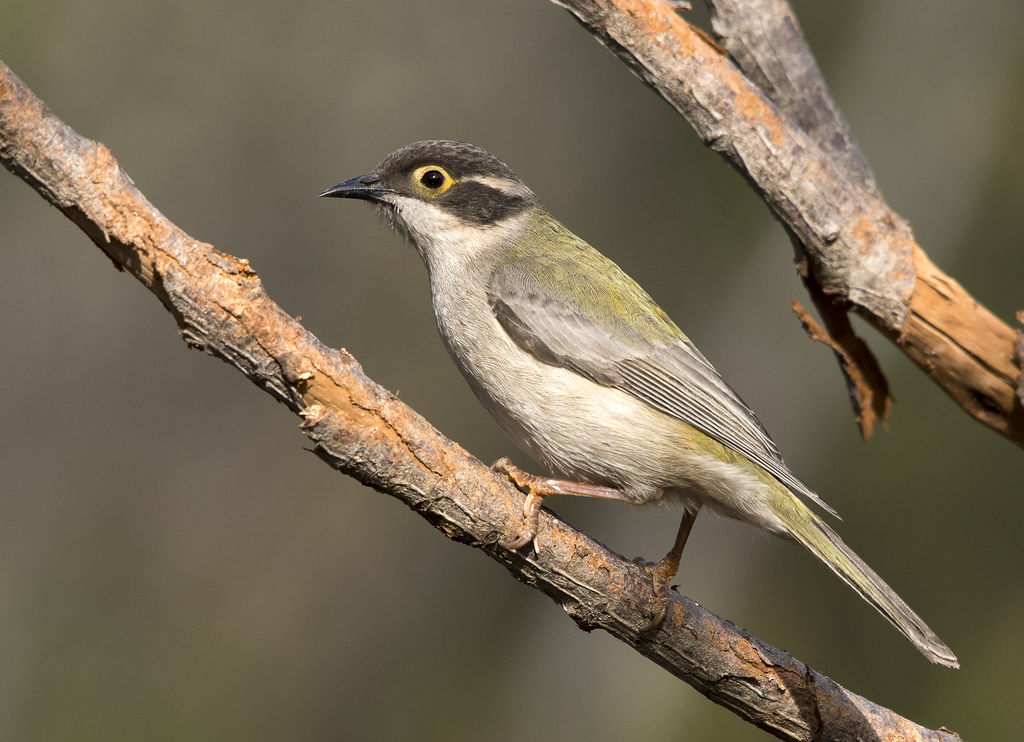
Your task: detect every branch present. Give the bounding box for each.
[708,0,893,438]
[553,0,1024,445]
[706,0,877,192]
[0,60,958,742]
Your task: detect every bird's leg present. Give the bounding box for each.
[493,457,632,551]
[640,507,699,629]
[647,507,698,592]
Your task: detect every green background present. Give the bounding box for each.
[2,1,1022,739]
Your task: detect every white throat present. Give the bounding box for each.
[381,194,531,279]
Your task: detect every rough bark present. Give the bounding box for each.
[552,0,1023,444]
[0,60,959,742]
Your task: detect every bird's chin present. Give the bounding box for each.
[373,202,406,238]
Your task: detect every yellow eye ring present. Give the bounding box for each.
[414,165,455,194]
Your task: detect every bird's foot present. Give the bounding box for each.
[492,458,634,551]
[636,509,696,632]
[493,457,546,552]
[635,554,680,631]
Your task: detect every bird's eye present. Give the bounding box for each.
[413,165,455,194]
[421,169,445,189]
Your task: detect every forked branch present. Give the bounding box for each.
[553,0,1024,444]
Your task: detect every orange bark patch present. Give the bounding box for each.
[617,0,785,146]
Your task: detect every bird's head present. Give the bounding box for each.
[319,140,539,263]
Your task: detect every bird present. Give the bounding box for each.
[319,139,958,668]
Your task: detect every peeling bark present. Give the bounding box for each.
[792,297,891,440]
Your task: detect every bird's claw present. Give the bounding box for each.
[494,458,544,552]
[638,556,679,632]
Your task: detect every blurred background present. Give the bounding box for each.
[2,1,1022,739]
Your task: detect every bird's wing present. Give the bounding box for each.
[487,254,839,518]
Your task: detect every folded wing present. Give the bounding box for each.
[487,250,839,518]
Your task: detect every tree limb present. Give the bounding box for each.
[0,60,959,742]
[553,0,1024,445]
[708,0,894,438]
[706,0,877,192]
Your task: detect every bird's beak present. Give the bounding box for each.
[317,171,392,201]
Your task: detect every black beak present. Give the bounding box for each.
[317,171,392,201]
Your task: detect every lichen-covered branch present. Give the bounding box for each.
[553,0,1024,445]
[0,60,958,742]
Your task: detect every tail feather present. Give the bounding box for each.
[772,495,959,668]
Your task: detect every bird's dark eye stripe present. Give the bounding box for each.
[442,182,527,224]
[421,169,446,189]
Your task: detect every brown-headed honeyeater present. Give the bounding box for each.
[320,140,957,667]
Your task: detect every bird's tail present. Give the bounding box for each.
[770,492,959,668]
